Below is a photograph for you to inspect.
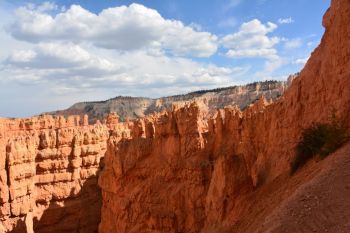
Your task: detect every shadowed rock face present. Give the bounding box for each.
[48,80,288,123]
[1,0,350,232]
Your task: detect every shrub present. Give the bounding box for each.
[291,121,349,173]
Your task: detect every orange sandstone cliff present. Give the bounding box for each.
[0,116,110,233]
[98,0,350,232]
[1,0,350,232]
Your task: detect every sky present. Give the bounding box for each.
[0,0,330,117]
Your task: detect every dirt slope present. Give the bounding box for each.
[236,143,350,233]
[261,143,350,233]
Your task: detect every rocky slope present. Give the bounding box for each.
[49,80,289,123]
[98,0,350,232]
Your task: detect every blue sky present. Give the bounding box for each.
[0,0,330,117]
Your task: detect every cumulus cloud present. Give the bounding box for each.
[0,1,299,116]
[2,45,127,93]
[2,42,247,93]
[0,1,252,104]
[278,17,294,24]
[36,2,58,12]
[5,43,122,76]
[8,3,217,57]
[221,19,280,59]
[23,1,58,13]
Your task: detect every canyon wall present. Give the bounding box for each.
[50,80,287,123]
[98,0,350,232]
[0,116,110,233]
[0,0,349,232]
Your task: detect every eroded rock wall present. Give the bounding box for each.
[51,80,287,123]
[0,115,110,233]
[98,0,350,232]
[0,0,349,232]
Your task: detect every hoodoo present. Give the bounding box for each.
[0,116,109,232]
[98,0,350,232]
[0,0,350,232]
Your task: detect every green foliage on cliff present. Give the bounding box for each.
[291,120,349,173]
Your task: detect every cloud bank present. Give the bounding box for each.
[9,3,218,57]
[0,1,315,116]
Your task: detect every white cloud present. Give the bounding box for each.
[2,42,247,93]
[6,49,36,63]
[0,1,252,107]
[36,2,58,12]
[278,17,294,24]
[0,1,296,116]
[5,43,121,74]
[8,3,217,57]
[0,2,34,62]
[189,22,203,31]
[221,19,280,59]
[284,38,302,49]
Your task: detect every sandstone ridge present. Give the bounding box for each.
[1,0,350,232]
[0,115,111,233]
[49,80,289,123]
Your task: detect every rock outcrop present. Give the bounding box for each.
[0,115,110,233]
[1,0,349,232]
[98,0,350,232]
[49,80,287,123]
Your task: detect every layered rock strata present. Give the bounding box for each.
[98,0,350,232]
[50,80,288,123]
[0,0,349,232]
[0,116,110,233]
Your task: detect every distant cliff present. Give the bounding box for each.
[48,80,291,123]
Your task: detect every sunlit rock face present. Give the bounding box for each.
[98,0,350,232]
[49,80,288,123]
[1,0,350,232]
[0,115,110,233]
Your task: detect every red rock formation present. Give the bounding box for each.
[98,0,350,232]
[49,80,287,123]
[0,0,349,232]
[0,115,110,233]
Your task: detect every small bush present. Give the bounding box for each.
[291,121,349,173]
